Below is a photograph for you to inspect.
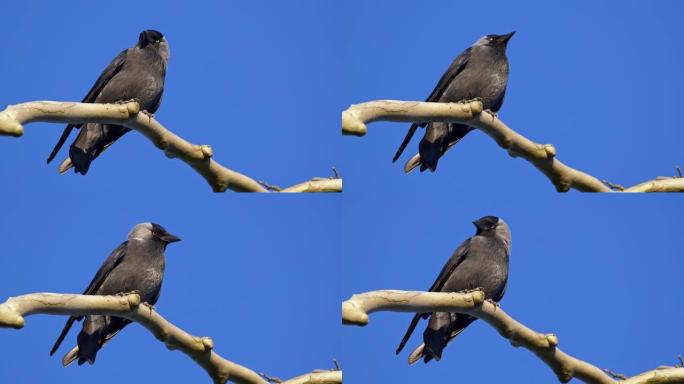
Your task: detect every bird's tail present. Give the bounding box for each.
[403,153,422,174]
[57,158,74,175]
[407,343,428,365]
[61,346,81,367]
[392,123,424,163]
[68,146,95,175]
[396,313,425,355]
[50,316,79,356]
[47,124,76,164]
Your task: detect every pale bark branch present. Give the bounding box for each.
[341,100,684,192]
[0,292,341,384]
[0,101,342,193]
[342,289,684,384]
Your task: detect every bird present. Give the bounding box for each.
[395,216,511,364]
[392,32,515,173]
[49,222,180,366]
[46,29,170,175]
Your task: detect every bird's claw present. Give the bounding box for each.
[486,298,500,311]
[142,302,156,315]
[116,98,140,105]
[484,109,498,119]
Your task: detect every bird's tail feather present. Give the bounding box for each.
[405,137,464,174]
[67,146,94,175]
[408,343,426,365]
[403,153,422,174]
[47,125,76,164]
[50,316,77,356]
[393,123,423,163]
[61,346,80,367]
[58,158,74,175]
[396,313,424,355]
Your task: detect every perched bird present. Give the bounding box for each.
[46,30,170,175]
[49,222,180,366]
[392,32,515,172]
[396,216,511,364]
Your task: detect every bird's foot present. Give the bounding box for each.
[484,109,498,119]
[117,290,140,297]
[486,298,500,311]
[116,98,140,105]
[462,97,483,104]
[142,302,156,315]
[140,110,155,122]
[459,287,484,295]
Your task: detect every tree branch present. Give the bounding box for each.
[0,292,341,384]
[341,100,684,192]
[342,289,684,384]
[0,101,342,193]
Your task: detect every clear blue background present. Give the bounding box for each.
[0,1,340,383]
[2,1,684,384]
[339,1,684,383]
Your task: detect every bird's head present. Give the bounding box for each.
[137,29,165,49]
[128,222,181,246]
[474,31,515,49]
[473,216,511,244]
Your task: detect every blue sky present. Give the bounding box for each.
[1,1,683,384]
[339,1,684,383]
[0,1,340,383]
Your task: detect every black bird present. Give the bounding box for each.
[50,222,180,366]
[46,30,169,175]
[393,32,514,172]
[396,216,511,364]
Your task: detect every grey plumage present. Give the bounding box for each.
[393,32,514,172]
[46,30,169,175]
[396,216,511,364]
[50,222,180,366]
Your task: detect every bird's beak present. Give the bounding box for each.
[498,31,515,45]
[160,232,181,244]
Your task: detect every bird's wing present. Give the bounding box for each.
[49,241,128,356]
[80,241,129,295]
[395,238,472,354]
[47,49,129,163]
[426,237,471,292]
[147,85,164,114]
[423,47,472,104]
[392,48,471,162]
